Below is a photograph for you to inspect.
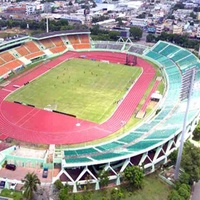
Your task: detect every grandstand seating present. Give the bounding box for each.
[0,66,10,76]
[24,41,40,52]
[15,46,30,56]
[39,38,55,49]
[73,43,91,49]
[51,37,65,46]
[128,45,146,54]
[36,37,67,53]
[170,50,190,61]
[67,35,91,49]
[94,43,123,51]
[50,46,66,54]
[25,51,45,60]
[5,60,23,70]
[67,35,80,44]
[0,58,5,65]
[0,59,23,76]
[152,42,169,53]
[0,52,15,62]
[79,34,90,43]
[158,44,179,57]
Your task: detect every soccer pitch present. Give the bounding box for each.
[7,59,142,123]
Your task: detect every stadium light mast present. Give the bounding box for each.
[174,67,196,180]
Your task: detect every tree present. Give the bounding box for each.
[179,172,190,185]
[110,188,124,200]
[181,142,200,184]
[129,27,143,40]
[193,123,200,141]
[146,34,156,43]
[98,170,109,188]
[177,184,190,200]
[54,179,64,190]
[109,31,120,41]
[116,18,124,27]
[168,190,184,200]
[124,166,144,189]
[21,172,41,200]
[169,149,178,165]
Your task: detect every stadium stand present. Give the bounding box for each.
[51,37,65,46]
[0,58,5,65]
[0,31,200,192]
[39,38,55,49]
[128,45,146,54]
[0,52,15,62]
[79,34,90,43]
[67,35,80,45]
[24,41,41,52]
[94,42,123,51]
[15,45,30,56]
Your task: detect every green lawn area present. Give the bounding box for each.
[6,59,141,123]
[0,189,23,200]
[91,173,171,200]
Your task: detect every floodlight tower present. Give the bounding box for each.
[174,67,196,180]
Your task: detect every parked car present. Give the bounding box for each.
[10,182,17,190]
[42,168,48,178]
[0,181,5,189]
[5,164,16,171]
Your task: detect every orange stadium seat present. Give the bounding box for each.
[15,46,30,56]
[79,35,90,43]
[0,59,23,76]
[25,51,44,60]
[4,59,23,71]
[0,66,9,76]
[50,46,66,54]
[0,57,5,65]
[0,52,15,62]
[39,39,55,49]
[67,35,80,44]
[73,43,91,49]
[51,37,65,46]
[24,41,40,53]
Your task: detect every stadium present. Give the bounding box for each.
[0,30,199,192]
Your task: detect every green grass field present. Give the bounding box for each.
[7,59,141,123]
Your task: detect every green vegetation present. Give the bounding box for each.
[7,59,141,123]
[124,166,144,189]
[146,32,200,51]
[54,172,171,200]
[170,141,200,184]
[91,25,120,41]
[0,18,87,35]
[193,122,200,141]
[168,141,200,199]
[129,27,143,41]
[0,189,23,200]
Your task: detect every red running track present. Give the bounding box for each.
[0,51,155,144]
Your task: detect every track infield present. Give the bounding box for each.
[6,58,141,123]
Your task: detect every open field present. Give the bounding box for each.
[6,58,141,123]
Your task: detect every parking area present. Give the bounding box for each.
[0,166,53,183]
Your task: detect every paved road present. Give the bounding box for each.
[191,181,200,200]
